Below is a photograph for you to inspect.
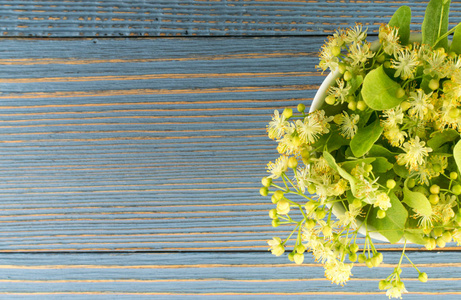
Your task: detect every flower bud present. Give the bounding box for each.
[293,253,304,265]
[430,184,440,194]
[450,172,458,180]
[259,187,269,197]
[365,258,373,268]
[429,194,439,205]
[350,243,359,253]
[418,272,428,283]
[386,179,396,189]
[261,177,272,187]
[436,238,446,248]
[305,201,316,212]
[269,208,278,219]
[315,208,326,220]
[273,190,284,201]
[377,209,386,219]
[452,184,461,195]
[358,253,367,263]
[288,251,295,262]
[296,244,306,254]
[357,100,367,111]
[282,108,293,119]
[297,103,305,113]
[271,219,280,228]
[379,280,390,290]
[276,199,290,215]
[287,156,298,169]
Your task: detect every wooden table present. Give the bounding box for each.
[0,1,460,298]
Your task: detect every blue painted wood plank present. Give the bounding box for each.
[0,252,458,298]
[1,1,460,37]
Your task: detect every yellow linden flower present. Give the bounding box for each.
[266,156,289,179]
[373,192,392,211]
[267,237,285,256]
[324,260,353,286]
[267,110,288,140]
[396,136,432,171]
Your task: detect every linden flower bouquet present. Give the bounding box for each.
[260,0,461,298]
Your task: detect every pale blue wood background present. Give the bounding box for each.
[0,0,460,298]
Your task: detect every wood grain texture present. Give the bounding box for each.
[0,252,459,299]
[0,37,321,252]
[1,0,461,37]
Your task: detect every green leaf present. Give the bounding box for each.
[450,23,461,54]
[454,139,461,172]
[369,192,407,244]
[361,66,404,110]
[403,178,432,217]
[389,6,412,44]
[393,164,410,178]
[341,157,376,173]
[422,0,451,49]
[371,157,394,173]
[369,144,396,162]
[427,129,459,151]
[350,118,384,157]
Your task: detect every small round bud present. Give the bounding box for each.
[450,172,458,180]
[396,87,405,98]
[315,208,326,219]
[386,179,396,189]
[376,54,385,63]
[436,237,446,248]
[371,256,381,267]
[430,184,440,194]
[383,61,391,68]
[365,258,373,268]
[273,190,284,201]
[297,103,305,113]
[452,184,461,195]
[288,251,295,262]
[287,156,298,169]
[271,219,280,227]
[442,231,452,243]
[379,280,389,290]
[425,237,436,250]
[407,178,416,189]
[322,225,332,237]
[375,252,383,263]
[358,253,367,263]
[377,209,386,219]
[347,100,357,111]
[259,187,269,197]
[400,100,411,111]
[282,108,293,119]
[261,177,272,187]
[293,253,304,265]
[356,100,367,111]
[418,272,428,283]
[305,201,316,212]
[301,149,310,160]
[296,244,306,254]
[432,163,442,173]
[350,243,359,253]
[429,78,439,90]
[429,194,439,205]
[349,252,357,262]
[325,95,336,105]
[305,218,316,229]
[344,71,353,81]
[396,281,405,290]
[338,63,347,74]
[269,209,278,219]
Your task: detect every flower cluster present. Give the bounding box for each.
[260,3,461,298]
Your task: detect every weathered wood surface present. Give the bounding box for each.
[0,252,460,298]
[1,0,460,299]
[1,0,461,37]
